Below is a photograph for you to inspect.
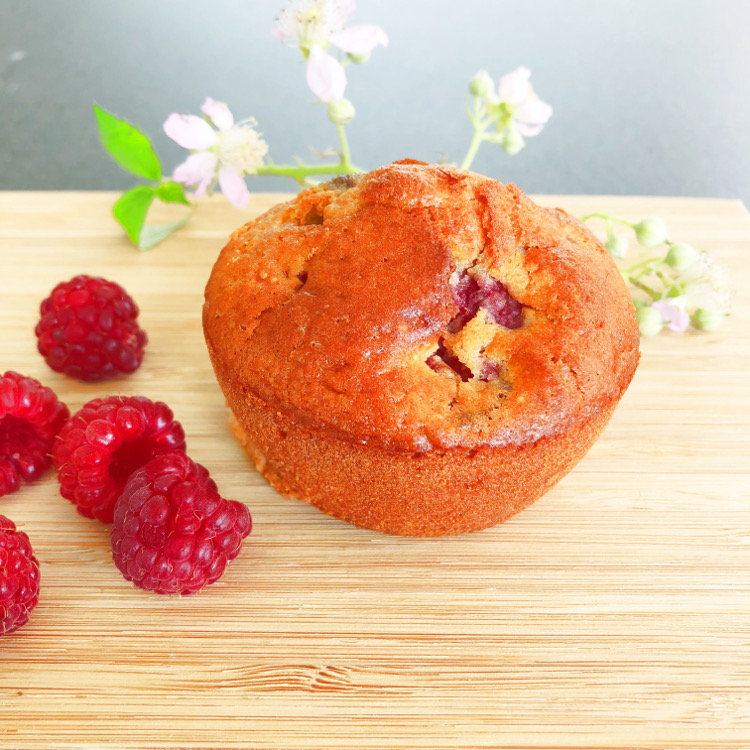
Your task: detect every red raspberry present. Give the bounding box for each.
[111,451,252,595]
[0,515,41,636]
[0,372,70,497]
[53,395,186,523]
[35,275,147,382]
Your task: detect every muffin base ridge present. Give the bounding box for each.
[226,381,619,537]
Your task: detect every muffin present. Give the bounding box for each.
[203,160,639,536]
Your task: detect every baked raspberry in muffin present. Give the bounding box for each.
[203,161,639,536]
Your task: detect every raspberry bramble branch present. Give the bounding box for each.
[92,0,731,334]
[94,1,551,249]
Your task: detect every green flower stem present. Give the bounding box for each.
[256,125,361,186]
[461,125,486,171]
[257,161,360,183]
[625,255,664,276]
[628,277,661,301]
[460,96,494,171]
[581,212,634,228]
[336,123,354,171]
[631,267,658,284]
[655,268,675,291]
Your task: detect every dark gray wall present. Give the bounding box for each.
[2,0,749,203]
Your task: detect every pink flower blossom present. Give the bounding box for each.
[164,98,268,209]
[273,0,388,102]
[652,297,690,333]
[497,67,553,138]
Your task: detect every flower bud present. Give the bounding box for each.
[327,98,356,126]
[664,242,699,271]
[469,70,494,98]
[605,233,629,259]
[347,51,370,64]
[634,217,668,247]
[500,128,525,156]
[691,307,725,331]
[636,305,663,337]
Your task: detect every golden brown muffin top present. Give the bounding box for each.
[204,161,639,452]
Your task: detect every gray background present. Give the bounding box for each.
[1,0,749,204]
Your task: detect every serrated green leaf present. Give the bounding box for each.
[94,104,162,181]
[138,217,190,250]
[113,186,155,245]
[156,181,190,205]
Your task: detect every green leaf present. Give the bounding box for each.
[113,186,155,245]
[138,217,190,250]
[156,181,190,205]
[94,104,162,181]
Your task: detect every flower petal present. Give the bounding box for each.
[332,24,388,54]
[306,47,347,102]
[498,66,531,106]
[514,99,552,136]
[271,26,292,41]
[218,166,250,209]
[336,0,357,22]
[652,298,690,333]
[515,122,542,137]
[516,98,553,126]
[201,98,234,132]
[163,114,218,150]
[173,151,218,194]
[192,174,213,198]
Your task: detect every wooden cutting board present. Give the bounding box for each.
[0,191,748,749]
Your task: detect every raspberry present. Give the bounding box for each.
[35,274,147,382]
[0,515,41,636]
[448,269,524,333]
[427,269,524,381]
[53,395,186,523]
[111,451,252,595]
[0,372,70,497]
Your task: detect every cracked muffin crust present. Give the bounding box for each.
[204,160,639,536]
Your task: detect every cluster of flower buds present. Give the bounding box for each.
[585,213,732,336]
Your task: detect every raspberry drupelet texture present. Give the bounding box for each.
[111,451,252,595]
[35,275,148,382]
[53,395,186,523]
[0,371,70,497]
[426,269,524,382]
[0,515,41,635]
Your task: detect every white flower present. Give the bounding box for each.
[164,98,268,209]
[479,67,552,154]
[273,0,388,102]
[680,252,733,314]
[496,67,553,138]
[273,0,351,50]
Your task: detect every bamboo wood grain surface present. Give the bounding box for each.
[0,191,748,750]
